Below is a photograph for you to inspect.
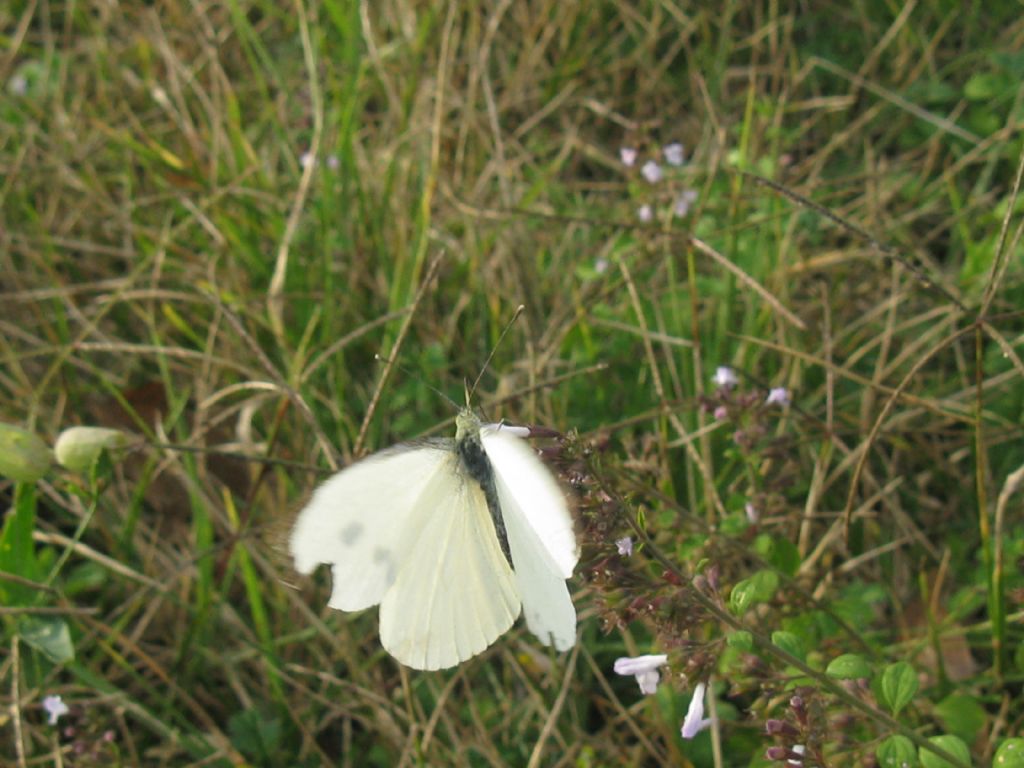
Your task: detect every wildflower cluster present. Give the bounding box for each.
[702,366,796,518]
[619,142,699,223]
[612,656,713,740]
[41,694,119,764]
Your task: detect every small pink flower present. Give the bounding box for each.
[614,654,668,695]
[713,405,728,420]
[663,142,685,166]
[615,536,633,556]
[641,160,663,183]
[637,204,653,222]
[680,682,713,738]
[766,387,790,407]
[620,147,638,167]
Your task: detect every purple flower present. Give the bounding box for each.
[594,257,610,274]
[680,682,713,739]
[713,405,728,420]
[673,189,698,217]
[42,695,69,725]
[614,654,668,695]
[620,147,638,167]
[663,142,685,166]
[641,160,663,184]
[766,387,790,407]
[615,536,633,556]
[637,204,654,222]
[326,154,340,170]
[712,366,738,390]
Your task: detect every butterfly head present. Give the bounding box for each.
[455,408,482,442]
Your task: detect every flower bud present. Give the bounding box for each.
[0,423,52,482]
[54,427,128,472]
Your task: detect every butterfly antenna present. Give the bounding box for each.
[374,353,462,412]
[468,304,525,403]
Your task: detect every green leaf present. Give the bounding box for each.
[833,582,886,628]
[729,570,778,614]
[726,630,753,651]
[62,561,108,597]
[771,631,805,661]
[754,534,801,576]
[228,706,284,762]
[19,617,75,664]
[826,653,871,680]
[0,484,41,605]
[964,72,1009,101]
[919,735,970,768]
[879,662,918,715]
[995,739,1024,766]
[730,579,757,614]
[877,735,918,767]
[934,693,987,743]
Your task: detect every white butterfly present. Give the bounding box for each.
[290,408,578,670]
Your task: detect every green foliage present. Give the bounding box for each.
[0,423,52,482]
[18,617,74,665]
[933,694,988,744]
[919,736,971,768]
[770,631,805,662]
[826,654,871,680]
[878,662,919,716]
[0,485,43,605]
[729,570,779,614]
[878,735,918,768]
[995,740,1024,767]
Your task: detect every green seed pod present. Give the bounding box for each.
[0,423,53,482]
[54,426,128,473]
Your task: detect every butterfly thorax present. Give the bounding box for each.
[454,409,514,569]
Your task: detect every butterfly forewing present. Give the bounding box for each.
[289,444,452,612]
[481,428,578,651]
[480,428,578,577]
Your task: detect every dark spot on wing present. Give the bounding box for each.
[340,522,363,545]
[373,547,396,585]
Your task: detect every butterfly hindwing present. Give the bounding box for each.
[379,461,520,670]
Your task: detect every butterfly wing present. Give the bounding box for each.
[378,464,521,670]
[289,444,452,612]
[481,428,578,651]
